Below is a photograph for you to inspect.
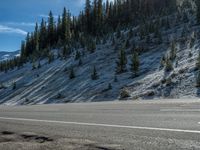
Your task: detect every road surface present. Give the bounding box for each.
[0,99,200,150]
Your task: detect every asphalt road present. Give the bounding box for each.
[0,99,200,150]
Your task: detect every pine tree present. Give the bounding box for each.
[130,51,140,77]
[39,19,47,50]
[69,67,75,79]
[165,56,173,72]
[197,71,200,87]
[25,33,31,56]
[146,35,151,44]
[56,15,62,45]
[75,51,81,60]
[34,23,39,53]
[48,52,54,64]
[158,31,163,44]
[196,52,200,70]
[91,66,98,80]
[62,45,70,59]
[20,41,26,62]
[62,7,71,44]
[105,0,110,18]
[92,0,97,35]
[48,11,55,47]
[160,55,166,68]
[108,83,112,90]
[195,0,200,23]
[88,39,96,53]
[116,30,121,39]
[112,37,115,46]
[32,62,36,70]
[170,42,177,61]
[78,58,83,66]
[116,48,127,73]
[12,82,16,90]
[97,0,103,33]
[196,52,200,87]
[85,0,91,32]
[37,61,41,69]
[125,40,130,48]
[165,17,170,29]
[114,75,118,82]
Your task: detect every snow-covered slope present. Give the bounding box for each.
[0,6,200,105]
[0,50,20,62]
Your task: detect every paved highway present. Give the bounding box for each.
[0,99,200,150]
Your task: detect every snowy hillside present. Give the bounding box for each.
[0,1,200,105]
[0,51,20,62]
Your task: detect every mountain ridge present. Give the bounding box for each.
[0,50,20,62]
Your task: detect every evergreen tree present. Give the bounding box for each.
[34,22,40,57]
[32,62,36,70]
[165,56,173,72]
[39,19,47,50]
[25,33,31,56]
[20,41,26,62]
[112,37,115,46]
[105,0,110,18]
[116,30,121,39]
[92,0,97,35]
[160,55,166,68]
[85,0,91,32]
[62,45,71,59]
[62,7,71,44]
[78,58,83,66]
[69,67,75,79]
[165,17,170,29]
[196,52,200,87]
[97,0,103,33]
[12,82,16,90]
[56,15,62,45]
[129,28,133,38]
[87,39,96,53]
[37,61,41,69]
[196,71,200,87]
[114,75,118,82]
[48,52,54,64]
[108,83,112,90]
[125,40,130,49]
[116,48,127,73]
[91,66,98,80]
[170,42,177,61]
[196,52,200,70]
[195,0,200,23]
[130,51,140,77]
[75,51,81,60]
[48,11,55,47]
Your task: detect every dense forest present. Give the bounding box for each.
[0,0,193,72]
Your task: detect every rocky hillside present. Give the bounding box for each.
[0,0,200,105]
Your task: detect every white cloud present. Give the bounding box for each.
[5,22,35,27]
[39,14,59,19]
[0,25,27,35]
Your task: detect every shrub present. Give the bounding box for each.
[120,89,130,99]
[12,82,16,90]
[108,83,112,90]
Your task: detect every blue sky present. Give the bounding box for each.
[0,0,85,52]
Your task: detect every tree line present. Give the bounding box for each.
[0,0,178,72]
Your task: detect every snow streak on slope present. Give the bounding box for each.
[0,8,200,105]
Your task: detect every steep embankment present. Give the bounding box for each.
[0,7,200,105]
